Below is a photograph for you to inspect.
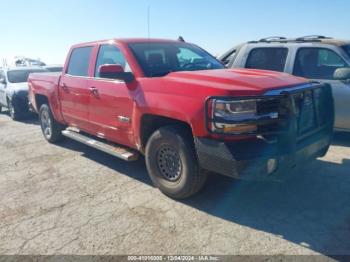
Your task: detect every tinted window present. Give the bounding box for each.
[7,69,47,83]
[94,45,130,77]
[246,48,288,72]
[67,46,93,77]
[128,42,224,77]
[294,48,348,79]
[343,45,350,57]
[0,70,4,80]
[221,50,236,66]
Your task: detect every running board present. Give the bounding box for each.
[62,130,139,161]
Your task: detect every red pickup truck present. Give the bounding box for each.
[28,38,334,199]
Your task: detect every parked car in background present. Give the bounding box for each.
[43,65,63,72]
[14,56,46,67]
[28,38,334,199]
[0,67,48,120]
[220,35,350,132]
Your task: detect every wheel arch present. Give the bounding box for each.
[139,114,194,153]
[34,94,49,111]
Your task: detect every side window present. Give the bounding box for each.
[246,48,288,72]
[177,48,201,63]
[94,45,131,77]
[293,48,347,79]
[67,46,93,77]
[221,50,236,66]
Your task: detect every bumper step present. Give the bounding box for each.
[62,130,139,161]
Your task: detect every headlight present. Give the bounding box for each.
[214,99,257,120]
[211,99,258,134]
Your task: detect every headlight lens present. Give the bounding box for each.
[211,99,258,134]
[214,100,257,120]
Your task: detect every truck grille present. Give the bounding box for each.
[256,83,333,139]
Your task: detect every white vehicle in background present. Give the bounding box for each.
[220,36,350,132]
[0,67,48,120]
[1,56,46,68]
[14,56,46,67]
[43,65,63,72]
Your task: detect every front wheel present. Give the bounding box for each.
[39,104,64,143]
[8,99,21,120]
[145,126,207,199]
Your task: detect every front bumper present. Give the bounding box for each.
[197,82,334,180]
[195,127,332,180]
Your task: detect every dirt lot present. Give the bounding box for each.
[0,111,350,256]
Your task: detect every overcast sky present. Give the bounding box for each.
[0,0,349,64]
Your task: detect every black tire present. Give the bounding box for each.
[39,104,64,143]
[318,145,330,158]
[8,99,21,120]
[145,126,207,199]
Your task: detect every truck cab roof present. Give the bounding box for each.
[71,38,182,49]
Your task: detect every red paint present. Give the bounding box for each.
[28,38,308,150]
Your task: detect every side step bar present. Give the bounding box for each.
[62,130,139,161]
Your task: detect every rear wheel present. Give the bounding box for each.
[39,104,64,143]
[145,126,207,199]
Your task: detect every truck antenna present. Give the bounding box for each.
[147,6,151,38]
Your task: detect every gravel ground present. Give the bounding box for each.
[0,111,350,257]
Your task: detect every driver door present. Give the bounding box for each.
[324,79,350,131]
[87,44,135,147]
[293,47,350,131]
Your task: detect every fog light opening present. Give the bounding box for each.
[267,158,278,175]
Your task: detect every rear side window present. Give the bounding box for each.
[293,48,347,79]
[246,48,288,72]
[67,46,93,77]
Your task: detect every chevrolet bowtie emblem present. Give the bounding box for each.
[118,116,130,123]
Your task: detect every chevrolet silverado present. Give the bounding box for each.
[28,38,334,199]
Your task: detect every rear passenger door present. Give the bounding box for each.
[59,46,94,132]
[245,47,289,72]
[293,47,350,131]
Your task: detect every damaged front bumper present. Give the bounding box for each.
[195,128,331,180]
[196,82,334,179]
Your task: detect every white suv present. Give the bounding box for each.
[0,67,47,120]
[220,36,350,132]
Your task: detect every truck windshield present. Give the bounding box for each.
[7,69,47,83]
[128,42,225,77]
[343,45,350,57]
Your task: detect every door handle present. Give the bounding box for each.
[61,83,69,92]
[89,87,99,97]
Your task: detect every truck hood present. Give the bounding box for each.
[166,69,307,95]
[8,82,29,93]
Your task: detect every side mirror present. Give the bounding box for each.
[333,68,350,81]
[0,78,6,85]
[98,64,134,83]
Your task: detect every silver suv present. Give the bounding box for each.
[0,67,47,120]
[220,36,350,132]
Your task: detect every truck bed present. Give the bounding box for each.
[28,72,61,113]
